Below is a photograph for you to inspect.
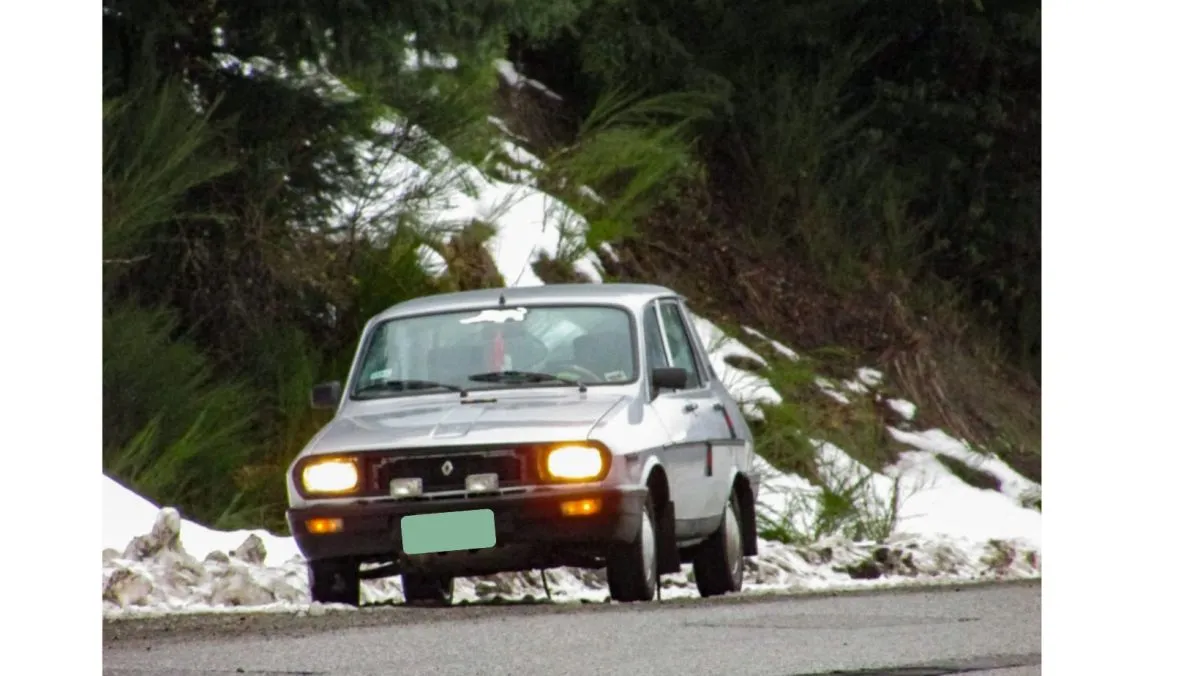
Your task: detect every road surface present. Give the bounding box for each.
[103,580,1040,675]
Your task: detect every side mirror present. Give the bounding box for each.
[311,381,342,409]
[651,367,688,392]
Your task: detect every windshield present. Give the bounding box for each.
[349,304,638,399]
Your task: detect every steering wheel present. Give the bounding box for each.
[541,361,604,383]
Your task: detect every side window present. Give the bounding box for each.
[357,327,390,388]
[678,301,716,382]
[658,301,703,389]
[642,304,670,371]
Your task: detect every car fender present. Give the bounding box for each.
[588,395,672,489]
[718,438,757,500]
[633,452,670,489]
[716,438,759,556]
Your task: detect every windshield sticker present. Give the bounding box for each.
[604,370,627,382]
[369,368,392,381]
[460,307,528,325]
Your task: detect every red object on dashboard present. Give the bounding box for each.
[491,332,505,370]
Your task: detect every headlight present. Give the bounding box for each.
[545,445,606,481]
[301,457,359,494]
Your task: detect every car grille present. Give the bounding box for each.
[367,449,527,495]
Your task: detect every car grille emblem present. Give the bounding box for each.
[441,460,454,476]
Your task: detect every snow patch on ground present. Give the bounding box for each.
[887,450,1042,547]
[488,139,546,183]
[334,117,600,288]
[888,398,918,420]
[857,367,884,387]
[814,376,853,405]
[742,326,801,361]
[688,316,782,419]
[103,477,299,568]
[888,428,1043,526]
[102,476,1038,617]
[494,59,563,100]
[738,364,1040,551]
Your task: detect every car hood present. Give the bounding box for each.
[300,392,630,457]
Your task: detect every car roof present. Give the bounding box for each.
[373,283,682,321]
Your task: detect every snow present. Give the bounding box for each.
[888,427,1042,513]
[103,477,299,568]
[327,116,600,288]
[487,115,527,142]
[814,377,853,405]
[494,59,563,101]
[404,48,457,71]
[689,316,782,419]
[102,474,1038,617]
[887,451,1042,547]
[888,398,918,420]
[857,367,884,387]
[416,243,447,277]
[742,326,801,361]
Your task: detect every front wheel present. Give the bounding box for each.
[308,558,361,606]
[693,496,745,597]
[402,573,455,606]
[606,496,658,602]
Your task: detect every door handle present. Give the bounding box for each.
[683,402,698,413]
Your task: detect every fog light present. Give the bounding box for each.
[306,518,343,534]
[390,477,423,497]
[466,473,499,492]
[561,498,602,517]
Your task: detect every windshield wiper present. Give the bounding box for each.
[356,379,466,396]
[466,370,586,391]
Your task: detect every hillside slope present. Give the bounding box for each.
[102,64,1040,611]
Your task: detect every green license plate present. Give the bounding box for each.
[400,509,497,555]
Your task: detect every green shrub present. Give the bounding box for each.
[103,303,260,528]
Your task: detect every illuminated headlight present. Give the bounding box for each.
[545,445,605,481]
[301,458,359,494]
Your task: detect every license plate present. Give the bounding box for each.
[400,509,497,555]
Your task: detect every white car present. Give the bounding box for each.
[285,283,761,606]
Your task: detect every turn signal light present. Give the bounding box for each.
[561,498,602,517]
[306,518,344,534]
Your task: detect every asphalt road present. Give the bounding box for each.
[103,580,1040,676]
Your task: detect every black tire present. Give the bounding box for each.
[308,558,361,606]
[606,495,659,603]
[402,573,455,606]
[693,495,745,598]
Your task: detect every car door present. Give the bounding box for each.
[645,298,727,539]
[674,299,752,518]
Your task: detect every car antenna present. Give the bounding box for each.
[497,291,507,306]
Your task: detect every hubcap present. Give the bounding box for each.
[640,509,657,587]
[723,503,743,580]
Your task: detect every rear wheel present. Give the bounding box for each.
[693,495,745,598]
[606,496,658,602]
[402,573,455,606]
[308,558,361,606]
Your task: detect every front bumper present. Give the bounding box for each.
[286,486,647,573]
